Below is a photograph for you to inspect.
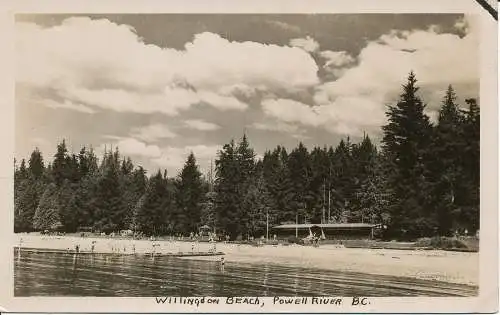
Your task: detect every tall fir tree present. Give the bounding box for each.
[350,135,378,222]
[33,183,63,231]
[28,148,45,180]
[241,171,274,238]
[92,155,126,233]
[236,134,256,236]
[52,140,69,186]
[286,142,311,224]
[457,98,480,234]
[133,170,169,236]
[214,140,241,239]
[427,86,465,235]
[122,166,147,230]
[381,72,434,239]
[176,153,204,234]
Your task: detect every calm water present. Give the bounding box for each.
[14,250,478,297]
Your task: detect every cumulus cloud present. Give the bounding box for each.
[130,124,177,142]
[58,85,247,115]
[41,99,97,114]
[184,119,220,131]
[251,121,300,133]
[16,17,319,116]
[289,36,320,52]
[98,135,219,174]
[99,137,162,159]
[152,144,220,174]
[320,50,355,68]
[251,120,309,139]
[266,20,301,33]
[262,98,330,128]
[262,16,479,136]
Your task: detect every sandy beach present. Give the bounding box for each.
[14,233,478,286]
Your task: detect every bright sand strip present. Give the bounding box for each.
[14,233,478,286]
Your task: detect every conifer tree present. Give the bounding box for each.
[14,178,39,232]
[52,140,69,186]
[92,158,125,233]
[122,166,147,230]
[57,183,80,232]
[18,159,28,181]
[201,191,217,231]
[381,72,433,239]
[286,142,311,224]
[427,86,465,235]
[215,140,241,239]
[134,170,168,236]
[457,98,480,234]
[350,135,378,222]
[33,183,63,231]
[28,148,45,180]
[176,153,204,234]
[331,139,354,222]
[236,134,256,185]
[309,146,330,223]
[242,171,273,238]
[261,147,285,224]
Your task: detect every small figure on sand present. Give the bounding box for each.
[91,241,96,253]
[75,244,80,253]
[220,257,225,272]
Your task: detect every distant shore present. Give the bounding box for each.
[14,233,478,286]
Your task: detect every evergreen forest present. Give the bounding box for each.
[14,73,480,241]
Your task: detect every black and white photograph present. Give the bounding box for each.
[1,0,498,313]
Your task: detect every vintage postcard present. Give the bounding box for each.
[0,0,497,313]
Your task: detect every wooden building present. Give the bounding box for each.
[272,223,380,240]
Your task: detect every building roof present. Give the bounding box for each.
[272,223,376,230]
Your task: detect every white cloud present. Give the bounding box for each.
[99,137,162,158]
[19,96,96,114]
[266,20,301,33]
[320,50,355,68]
[289,36,320,52]
[184,119,220,131]
[17,17,319,116]
[251,120,309,139]
[251,121,300,133]
[130,124,177,142]
[97,136,219,174]
[262,98,327,127]
[262,16,479,136]
[151,144,220,175]
[56,82,247,116]
[42,99,97,114]
[196,90,248,110]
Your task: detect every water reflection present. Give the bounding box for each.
[14,250,478,297]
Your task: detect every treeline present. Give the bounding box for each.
[14,72,479,240]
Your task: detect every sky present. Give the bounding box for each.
[15,14,479,177]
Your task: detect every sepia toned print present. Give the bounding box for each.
[2,2,497,312]
[13,12,480,298]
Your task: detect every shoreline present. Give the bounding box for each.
[13,233,478,287]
